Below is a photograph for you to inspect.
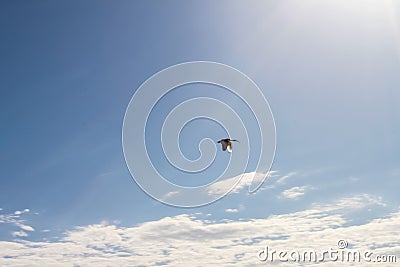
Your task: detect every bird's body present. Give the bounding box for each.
[217,138,239,153]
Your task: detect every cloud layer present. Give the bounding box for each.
[0,194,398,266]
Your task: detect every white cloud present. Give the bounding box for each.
[276,171,297,184]
[0,209,35,236]
[161,191,180,200]
[160,171,278,202]
[225,209,239,213]
[160,170,289,202]
[19,224,35,232]
[280,186,311,200]
[316,193,387,211]
[208,171,276,196]
[11,231,28,237]
[14,209,30,215]
[0,194,398,266]
[225,204,245,213]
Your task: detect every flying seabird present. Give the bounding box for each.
[217,138,239,153]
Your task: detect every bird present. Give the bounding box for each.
[217,138,239,153]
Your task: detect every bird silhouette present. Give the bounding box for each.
[217,138,239,153]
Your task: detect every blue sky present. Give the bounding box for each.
[1,1,400,265]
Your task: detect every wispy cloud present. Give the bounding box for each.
[225,208,239,213]
[0,194,398,266]
[11,231,28,237]
[161,171,279,201]
[161,191,180,201]
[208,171,277,196]
[276,171,297,184]
[0,208,35,237]
[14,209,30,215]
[280,185,311,200]
[316,193,387,211]
[19,224,35,232]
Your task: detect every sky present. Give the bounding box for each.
[0,0,400,266]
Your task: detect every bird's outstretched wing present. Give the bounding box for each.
[220,140,228,151]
